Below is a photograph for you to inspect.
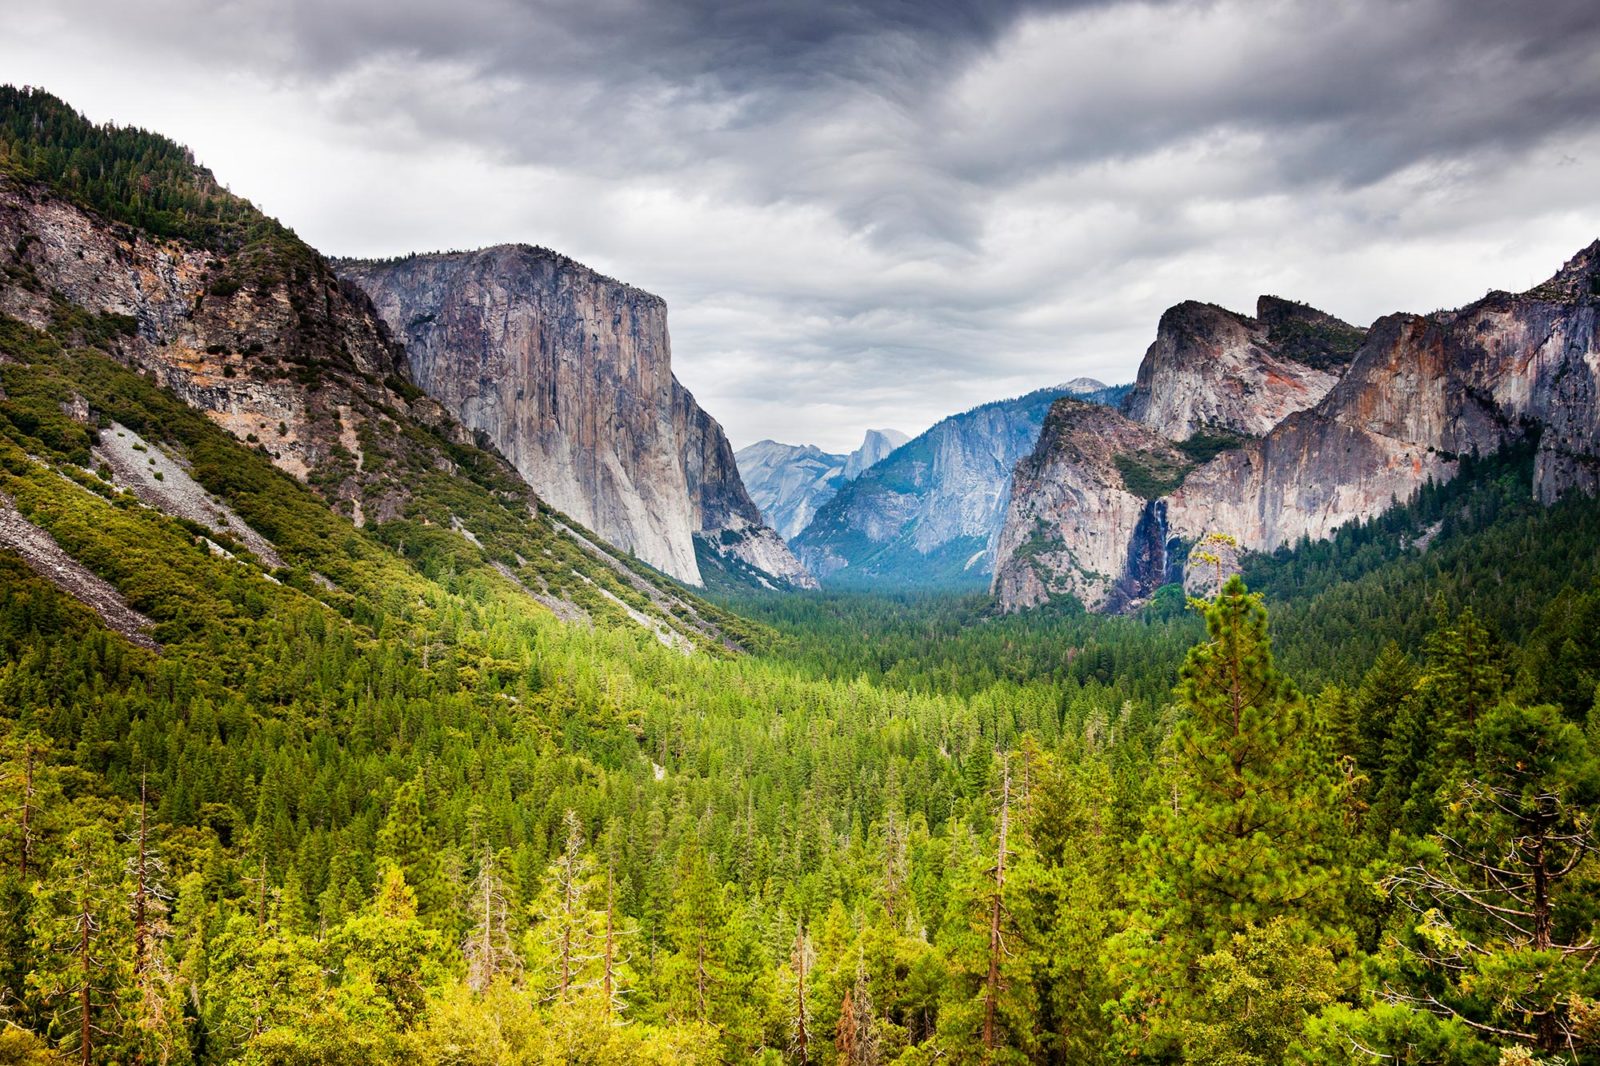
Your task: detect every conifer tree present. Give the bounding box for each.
[28,827,124,1066]
[1,733,57,1029]
[530,810,603,1003]
[1379,703,1600,1058]
[1153,576,1337,937]
[834,951,879,1066]
[122,777,183,1065]
[1114,576,1339,1055]
[598,862,633,1019]
[661,843,725,1027]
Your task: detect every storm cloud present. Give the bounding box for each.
[6,0,1600,450]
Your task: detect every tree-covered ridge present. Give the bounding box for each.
[0,86,287,256]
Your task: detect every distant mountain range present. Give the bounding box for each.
[735,429,909,540]
[782,380,1130,588]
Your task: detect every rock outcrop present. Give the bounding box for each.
[995,242,1600,612]
[735,428,907,540]
[1120,298,1359,440]
[0,86,791,650]
[1169,244,1600,548]
[992,400,1188,611]
[337,247,812,589]
[0,175,449,525]
[843,428,909,480]
[734,441,845,540]
[673,381,818,588]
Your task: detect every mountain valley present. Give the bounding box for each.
[3,82,1600,1066]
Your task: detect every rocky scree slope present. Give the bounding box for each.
[336,247,814,590]
[994,246,1600,612]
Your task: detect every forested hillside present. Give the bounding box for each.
[4,296,1599,1064]
[2,84,1600,1066]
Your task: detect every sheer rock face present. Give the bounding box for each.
[337,246,810,588]
[1120,299,1351,440]
[1170,245,1600,546]
[992,400,1186,612]
[996,241,1600,612]
[734,440,846,540]
[842,428,909,480]
[0,177,438,524]
[673,381,818,588]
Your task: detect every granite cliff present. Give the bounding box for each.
[672,379,817,588]
[0,87,758,647]
[336,248,812,589]
[994,245,1600,612]
[1169,245,1600,547]
[0,173,441,527]
[1120,297,1361,440]
[992,399,1187,611]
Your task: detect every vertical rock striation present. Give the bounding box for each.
[673,380,818,588]
[992,400,1188,611]
[337,246,811,588]
[0,175,444,524]
[793,388,1069,587]
[1120,298,1359,440]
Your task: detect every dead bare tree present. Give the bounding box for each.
[464,846,521,993]
[540,811,601,1003]
[599,864,631,1019]
[125,775,174,1062]
[790,920,815,1065]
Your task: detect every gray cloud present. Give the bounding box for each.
[5,0,1600,450]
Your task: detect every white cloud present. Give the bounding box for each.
[4,0,1600,452]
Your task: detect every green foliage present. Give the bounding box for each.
[1371,703,1600,1060]
[1175,427,1247,464]
[1262,307,1368,372]
[0,86,295,259]
[1183,919,1341,1066]
[2,126,1599,1060]
[1113,448,1194,499]
[1111,577,1343,1056]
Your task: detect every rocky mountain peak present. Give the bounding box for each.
[1121,297,1346,440]
[1059,376,1110,392]
[993,399,1187,612]
[843,428,909,480]
[1255,295,1369,371]
[1521,238,1600,303]
[996,238,1600,614]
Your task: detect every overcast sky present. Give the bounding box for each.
[7,1,1600,451]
